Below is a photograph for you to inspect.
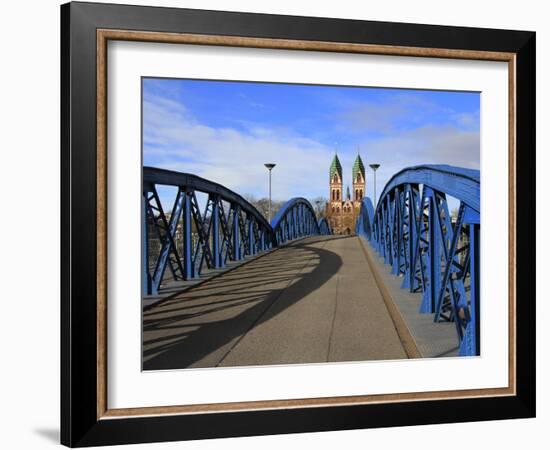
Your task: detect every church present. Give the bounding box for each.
[325,153,366,235]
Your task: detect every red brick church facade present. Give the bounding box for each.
[325,153,366,235]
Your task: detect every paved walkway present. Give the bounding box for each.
[363,239,459,358]
[143,235,408,370]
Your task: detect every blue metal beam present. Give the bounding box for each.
[375,165,480,215]
[211,195,221,268]
[271,197,327,245]
[356,164,480,357]
[142,169,331,300]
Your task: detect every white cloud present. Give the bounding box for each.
[359,125,479,205]
[335,92,445,134]
[144,93,334,201]
[143,91,480,209]
[452,110,480,130]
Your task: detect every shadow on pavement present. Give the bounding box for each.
[143,237,343,370]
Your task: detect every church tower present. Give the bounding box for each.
[352,153,366,210]
[325,151,364,235]
[329,154,343,205]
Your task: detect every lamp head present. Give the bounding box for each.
[369,163,380,171]
[264,163,276,170]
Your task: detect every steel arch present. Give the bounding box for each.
[143,168,331,296]
[318,216,332,235]
[143,167,274,295]
[355,197,375,241]
[358,165,480,356]
[271,197,330,245]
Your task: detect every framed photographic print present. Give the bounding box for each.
[61,1,536,447]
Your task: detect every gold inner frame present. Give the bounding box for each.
[96,29,517,420]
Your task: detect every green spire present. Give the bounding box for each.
[330,154,342,180]
[352,153,365,182]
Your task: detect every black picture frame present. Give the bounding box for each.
[61,1,535,447]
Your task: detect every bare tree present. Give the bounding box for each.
[310,196,328,219]
[246,194,327,221]
[243,194,286,221]
[243,193,257,204]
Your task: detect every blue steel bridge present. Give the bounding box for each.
[142,165,480,370]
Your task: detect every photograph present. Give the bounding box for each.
[55,1,536,446]
[140,78,481,370]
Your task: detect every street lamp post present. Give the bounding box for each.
[369,163,380,207]
[264,163,276,222]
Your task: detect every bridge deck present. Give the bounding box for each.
[365,242,459,358]
[143,235,409,370]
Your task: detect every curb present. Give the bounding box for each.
[357,235,423,359]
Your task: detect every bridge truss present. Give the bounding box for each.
[357,165,480,357]
[271,198,326,245]
[143,167,330,296]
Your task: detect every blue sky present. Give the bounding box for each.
[143,78,479,206]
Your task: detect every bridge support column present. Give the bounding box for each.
[289,209,294,240]
[384,206,387,252]
[260,228,265,252]
[212,195,221,269]
[420,189,439,314]
[142,191,152,296]
[434,203,463,337]
[459,223,480,356]
[183,189,194,279]
[232,205,241,261]
[402,185,418,290]
[248,217,254,256]
[294,208,299,239]
[379,209,385,256]
[374,209,382,254]
[384,195,392,265]
[298,204,302,237]
[392,188,402,275]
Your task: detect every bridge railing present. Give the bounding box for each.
[318,216,332,235]
[357,165,480,357]
[356,197,375,241]
[271,197,331,245]
[143,167,275,295]
[143,168,331,296]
